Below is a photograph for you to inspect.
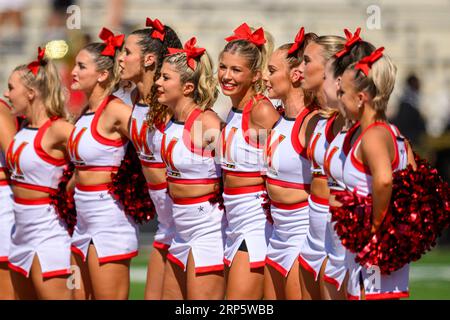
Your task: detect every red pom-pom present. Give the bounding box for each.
[50,163,77,236]
[261,192,273,224]
[331,155,450,274]
[108,144,155,224]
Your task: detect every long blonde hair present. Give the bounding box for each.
[15,58,67,119]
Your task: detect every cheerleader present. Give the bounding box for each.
[0,98,17,300]
[261,28,320,299]
[69,28,137,300]
[339,47,414,300]
[156,37,225,299]
[118,18,182,300]
[4,48,73,299]
[296,35,346,300]
[218,23,280,299]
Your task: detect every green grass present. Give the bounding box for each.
[128,246,450,300]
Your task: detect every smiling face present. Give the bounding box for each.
[155,62,185,108]
[299,42,325,92]
[3,70,31,117]
[339,69,361,121]
[218,51,258,99]
[71,49,103,93]
[119,34,144,83]
[262,49,293,100]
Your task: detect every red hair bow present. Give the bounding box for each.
[99,27,125,57]
[27,47,46,76]
[167,37,206,70]
[355,47,384,76]
[146,18,165,41]
[335,27,362,58]
[288,27,305,55]
[225,23,266,47]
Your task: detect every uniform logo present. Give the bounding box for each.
[308,133,321,169]
[67,128,87,165]
[324,146,339,177]
[221,127,238,166]
[130,119,155,161]
[161,135,180,176]
[6,140,28,180]
[265,132,285,170]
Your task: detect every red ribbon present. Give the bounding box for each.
[225,23,266,47]
[99,27,125,57]
[335,27,362,58]
[287,27,305,55]
[355,47,384,76]
[167,37,206,70]
[27,47,46,76]
[146,18,165,41]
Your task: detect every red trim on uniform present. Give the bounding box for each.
[75,165,119,172]
[266,177,310,191]
[172,193,217,205]
[147,182,168,190]
[291,107,316,158]
[75,183,110,192]
[11,181,56,194]
[223,184,265,195]
[42,268,72,279]
[298,255,317,280]
[223,169,262,178]
[242,95,270,149]
[365,291,409,300]
[153,241,170,250]
[223,257,231,267]
[271,200,308,210]
[91,95,127,147]
[34,118,67,166]
[167,177,220,185]
[323,274,340,290]
[250,260,266,269]
[8,262,28,277]
[14,196,52,205]
[71,245,86,262]
[167,253,185,270]
[141,161,166,168]
[343,122,360,156]
[347,293,360,300]
[195,264,224,274]
[310,194,329,206]
[265,257,288,277]
[0,256,9,262]
[98,251,139,264]
[0,180,9,186]
[182,108,215,157]
[325,113,338,144]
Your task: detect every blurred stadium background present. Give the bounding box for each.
[0,0,449,299]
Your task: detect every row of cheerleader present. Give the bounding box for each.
[0,18,448,300]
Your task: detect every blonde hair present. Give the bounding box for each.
[220,26,274,95]
[15,59,67,119]
[348,54,397,119]
[83,42,122,97]
[312,35,346,118]
[163,51,219,110]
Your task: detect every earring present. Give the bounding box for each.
[358,102,363,109]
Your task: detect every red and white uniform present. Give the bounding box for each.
[343,122,409,300]
[130,102,174,250]
[220,95,274,268]
[161,108,225,274]
[264,108,315,277]
[6,118,71,278]
[69,95,139,263]
[322,122,360,290]
[298,114,338,280]
[0,100,14,264]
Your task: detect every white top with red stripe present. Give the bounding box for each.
[307,114,338,178]
[161,108,221,184]
[343,122,408,196]
[324,123,360,192]
[130,102,165,169]
[6,118,67,193]
[68,95,128,170]
[265,107,316,190]
[220,95,273,177]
